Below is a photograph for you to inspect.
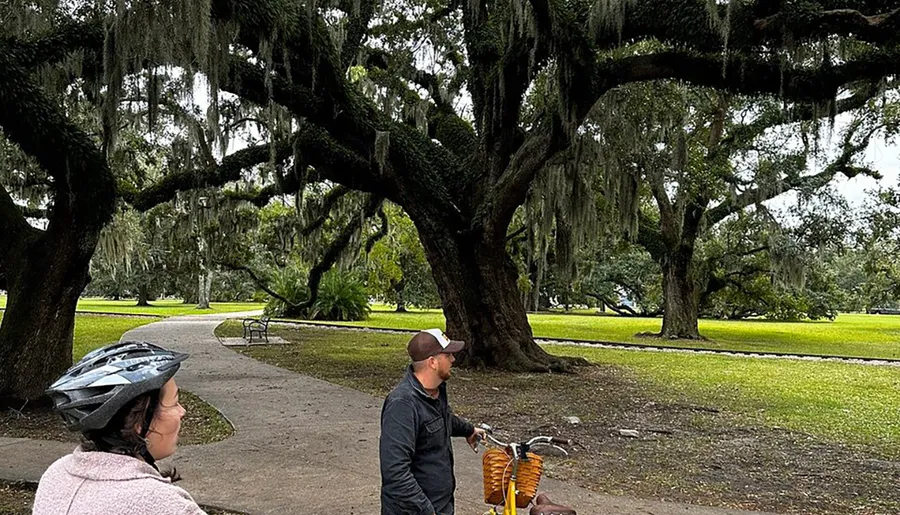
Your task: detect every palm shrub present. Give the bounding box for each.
[264,265,310,317]
[311,270,370,321]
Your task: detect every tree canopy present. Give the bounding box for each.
[3,0,900,401]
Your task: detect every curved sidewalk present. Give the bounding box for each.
[0,312,772,514]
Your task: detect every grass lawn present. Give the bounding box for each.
[0,296,264,317]
[72,315,157,359]
[217,322,900,514]
[0,312,153,359]
[219,321,900,453]
[301,306,900,360]
[551,345,900,451]
[0,312,233,445]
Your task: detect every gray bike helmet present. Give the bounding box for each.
[46,341,189,432]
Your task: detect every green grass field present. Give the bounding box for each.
[303,306,900,360]
[0,296,264,317]
[552,345,900,453]
[218,321,900,455]
[0,311,154,360]
[1,295,259,361]
[72,315,157,359]
[4,296,900,358]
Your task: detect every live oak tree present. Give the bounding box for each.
[3,0,900,401]
[589,80,889,338]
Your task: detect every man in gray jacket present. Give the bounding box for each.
[380,329,485,515]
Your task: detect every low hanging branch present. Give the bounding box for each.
[221,195,384,315]
[585,292,640,317]
[365,207,389,253]
[299,195,384,312]
[219,262,300,310]
[300,186,351,236]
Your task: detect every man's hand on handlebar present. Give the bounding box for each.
[467,426,487,453]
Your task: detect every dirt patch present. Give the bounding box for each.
[0,480,245,514]
[0,391,233,446]
[224,323,900,515]
[447,366,900,515]
[0,482,33,515]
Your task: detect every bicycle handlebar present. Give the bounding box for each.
[478,424,572,450]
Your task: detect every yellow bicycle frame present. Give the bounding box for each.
[503,474,518,515]
[486,448,521,515]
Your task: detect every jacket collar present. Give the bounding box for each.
[65,447,169,483]
[404,365,446,401]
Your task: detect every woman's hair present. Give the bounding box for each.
[81,389,160,459]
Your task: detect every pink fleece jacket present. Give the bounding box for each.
[32,447,207,515]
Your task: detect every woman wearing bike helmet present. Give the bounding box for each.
[32,341,206,514]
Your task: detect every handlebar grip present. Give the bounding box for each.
[550,437,572,445]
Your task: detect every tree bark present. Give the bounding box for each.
[136,284,151,307]
[0,50,115,404]
[659,246,702,340]
[197,269,212,310]
[415,219,580,371]
[196,228,212,309]
[393,278,407,313]
[0,234,93,405]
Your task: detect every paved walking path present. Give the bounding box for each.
[0,312,771,514]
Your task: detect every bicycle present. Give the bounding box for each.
[478,423,577,515]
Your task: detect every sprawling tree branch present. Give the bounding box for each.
[8,19,104,69]
[363,49,477,158]
[222,53,469,226]
[128,117,375,212]
[126,139,286,211]
[594,1,900,53]
[754,6,900,44]
[299,194,384,311]
[365,206,389,253]
[578,49,900,123]
[300,186,351,236]
[0,53,115,232]
[586,292,640,317]
[340,0,378,69]
[489,119,567,235]
[706,121,881,226]
[715,82,881,157]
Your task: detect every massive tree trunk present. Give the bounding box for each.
[415,218,572,371]
[660,246,701,340]
[0,231,96,405]
[0,47,116,404]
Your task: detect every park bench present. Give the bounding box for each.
[242,316,271,343]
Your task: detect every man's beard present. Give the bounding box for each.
[439,368,451,381]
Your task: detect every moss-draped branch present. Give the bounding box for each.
[705,120,881,226]
[0,53,115,235]
[7,19,104,69]
[7,0,900,253]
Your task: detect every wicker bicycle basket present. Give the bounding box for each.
[482,447,544,508]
